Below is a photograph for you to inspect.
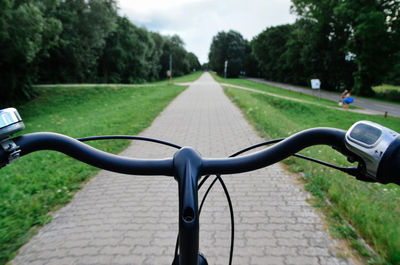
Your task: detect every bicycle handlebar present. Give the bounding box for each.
[2,126,400,185]
[3,106,400,265]
[2,123,400,265]
[201,127,347,175]
[1,128,348,177]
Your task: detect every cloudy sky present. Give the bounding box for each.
[118,0,297,64]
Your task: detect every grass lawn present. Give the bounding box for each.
[0,73,201,264]
[218,77,400,264]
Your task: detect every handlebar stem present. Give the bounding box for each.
[173,147,203,265]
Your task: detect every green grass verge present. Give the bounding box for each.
[222,83,400,264]
[172,71,203,83]
[149,71,204,85]
[373,84,400,103]
[0,81,189,264]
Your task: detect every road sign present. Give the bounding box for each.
[311,79,321,89]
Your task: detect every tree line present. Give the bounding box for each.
[0,0,201,104]
[208,0,400,96]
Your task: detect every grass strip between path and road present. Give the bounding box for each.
[373,84,400,104]
[215,74,400,265]
[214,75,344,108]
[0,72,202,264]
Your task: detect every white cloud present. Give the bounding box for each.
[118,0,296,63]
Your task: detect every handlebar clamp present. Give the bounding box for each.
[1,139,21,165]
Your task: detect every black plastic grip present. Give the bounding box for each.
[377,136,400,185]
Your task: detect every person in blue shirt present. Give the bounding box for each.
[342,90,354,109]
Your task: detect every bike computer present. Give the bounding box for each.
[345,121,399,180]
[0,108,25,140]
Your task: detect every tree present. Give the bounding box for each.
[208,30,247,77]
[243,41,259,77]
[0,0,62,103]
[159,35,191,78]
[291,0,396,96]
[201,62,210,71]
[251,24,294,82]
[290,0,356,91]
[187,52,201,72]
[145,32,164,81]
[383,0,400,85]
[384,52,400,85]
[38,0,118,83]
[333,0,393,95]
[98,17,152,83]
[283,19,315,86]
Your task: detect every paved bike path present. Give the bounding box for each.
[12,73,352,265]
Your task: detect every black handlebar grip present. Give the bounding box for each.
[0,146,6,168]
[377,135,400,185]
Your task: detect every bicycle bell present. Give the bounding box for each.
[0,108,25,140]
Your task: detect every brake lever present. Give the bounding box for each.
[337,159,378,183]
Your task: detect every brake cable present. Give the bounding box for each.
[77,135,182,149]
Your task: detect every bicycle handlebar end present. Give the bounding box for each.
[0,148,6,168]
[376,135,400,185]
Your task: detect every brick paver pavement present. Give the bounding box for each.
[12,73,353,265]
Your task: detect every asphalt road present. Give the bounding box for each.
[247,78,400,118]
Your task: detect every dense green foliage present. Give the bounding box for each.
[39,0,118,83]
[0,0,200,104]
[209,0,400,97]
[220,77,400,264]
[292,0,397,96]
[251,24,296,83]
[257,0,400,97]
[385,51,400,86]
[0,0,62,100]
[208,30,250,77]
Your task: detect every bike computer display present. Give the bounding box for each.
[349,123,382,147]
[0,108,25,140]
[345,121,399,180]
